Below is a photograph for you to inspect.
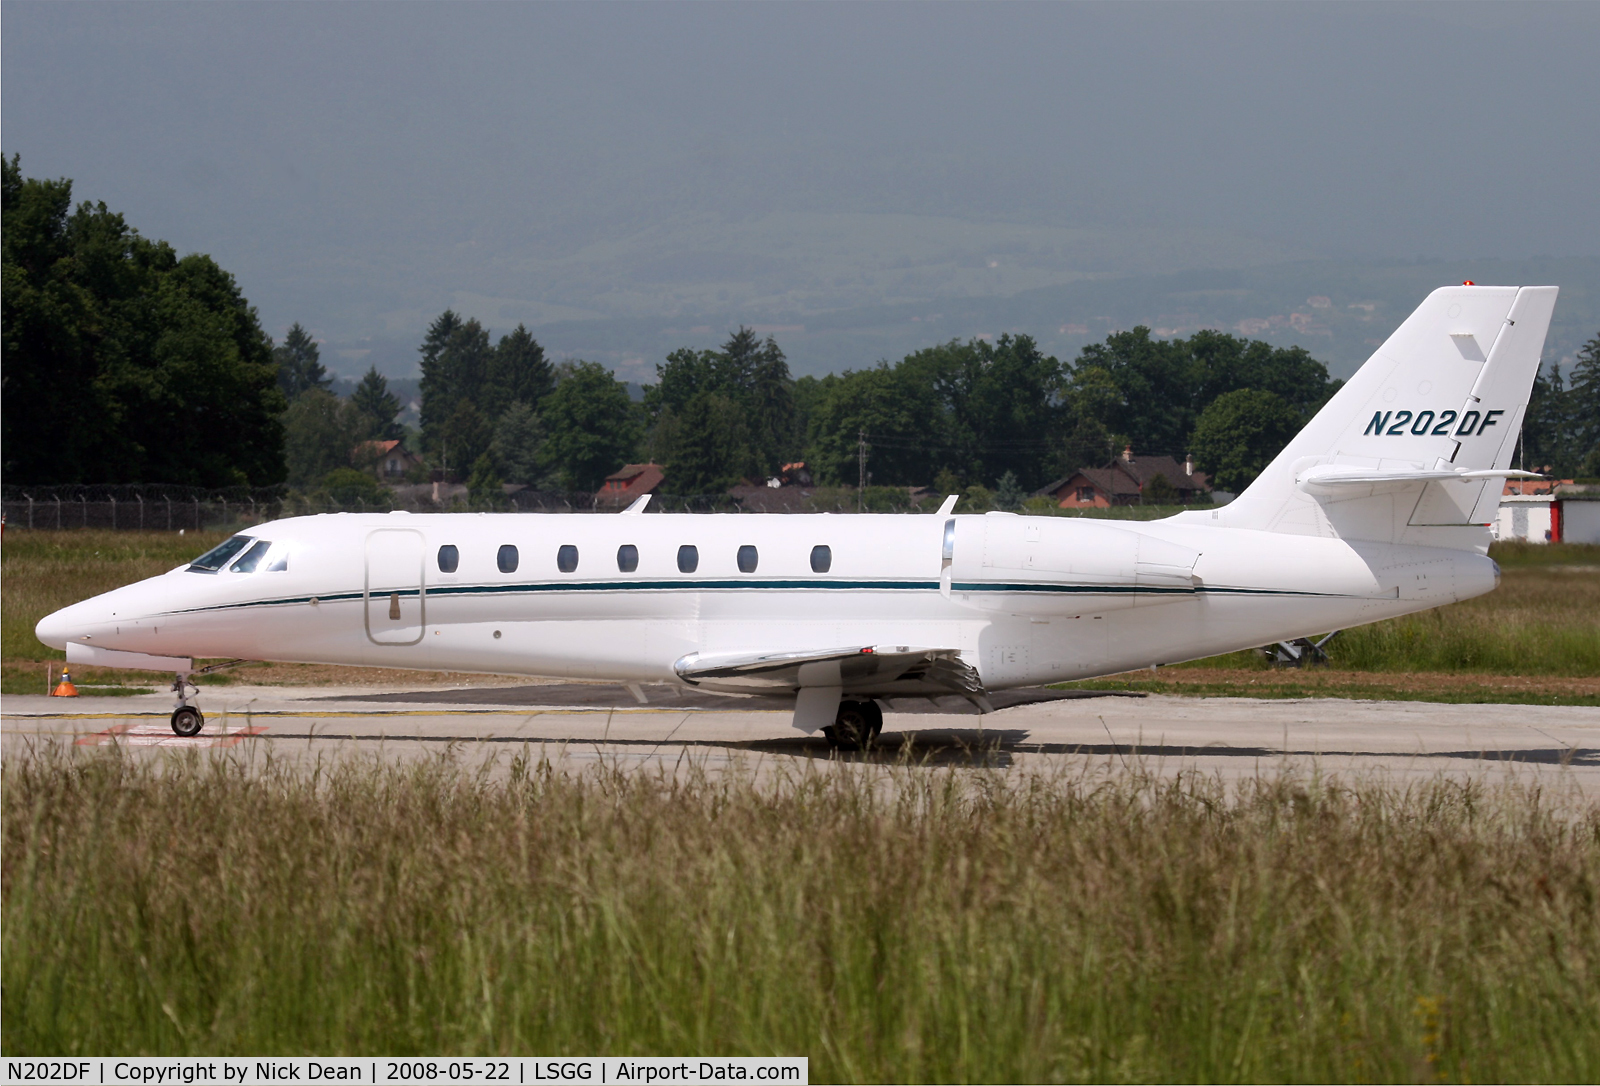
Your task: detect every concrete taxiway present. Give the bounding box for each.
[4,680,1597,790]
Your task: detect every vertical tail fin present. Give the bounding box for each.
[1212,284,1558,548]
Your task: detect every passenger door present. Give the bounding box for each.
[365,529,425,645]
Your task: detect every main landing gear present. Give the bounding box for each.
[823,699,883,751]
[170,674,204,736]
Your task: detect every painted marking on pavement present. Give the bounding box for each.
[75,723,271,748]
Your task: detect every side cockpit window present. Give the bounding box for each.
[229,540,273,573]
[189,535,254,573]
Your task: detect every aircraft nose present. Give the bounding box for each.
[35,598,110,651]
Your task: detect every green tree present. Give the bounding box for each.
[419,312,490,462]
[657,393,753,493]
[993,471,1026,511]
[1056,415,1114,477]
[2,157,286,486]
[349,366,403,441]
[1186,330,1336,419]
[1073,328,1194,456]
[439,399,493,479]
[899,335,1068,488]
[1565,335,1600,474]
[1523,335,1600,477]
[958,484,994,513]
[1142,472,1179,504]
[543,361,641,491]
[283,388,365,489]
[418,312,557,476]
[646,328,799,487]
[1071,327,1338,458]
[803,364,943,486]
[273,323,329,400]
[487,324,555,410]
[466,453,507,510]
[491,401,548,486]
[321,467,389,507]
[1189,389,1303,493]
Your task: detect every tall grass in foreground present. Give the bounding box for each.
[4,746,1598,1080]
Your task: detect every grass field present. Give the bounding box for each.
[3,746,1598,1077]
[3,530,1596,700]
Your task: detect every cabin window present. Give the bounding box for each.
[229,540,273,573]
[677,545,699,573]
[617,544,639,573]
[737,545,758,573]
[188,535,254,573]
[437,545,459,573]
[498,544,519,573]
[557,544,579,573]
[810,544,831,573]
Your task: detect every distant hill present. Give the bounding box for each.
[323,256,1600,384]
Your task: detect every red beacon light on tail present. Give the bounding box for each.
[1463,280,1475,285]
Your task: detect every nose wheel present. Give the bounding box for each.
[171,705,205,737]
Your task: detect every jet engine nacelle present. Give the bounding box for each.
[943,514,1200,615]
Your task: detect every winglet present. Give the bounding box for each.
[621,494,652,515]
[936,494,959,515]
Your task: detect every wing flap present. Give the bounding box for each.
[674,645,985,699]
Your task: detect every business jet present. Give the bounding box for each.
[36,285,1556,747]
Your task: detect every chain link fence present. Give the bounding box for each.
[1,483,938,530]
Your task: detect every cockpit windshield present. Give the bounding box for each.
[188,535,254,573]
[229,540,274,573]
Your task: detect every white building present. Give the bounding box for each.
[1491,483,1600,544]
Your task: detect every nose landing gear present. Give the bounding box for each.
[170,674,203,736]
[822,699,883,751]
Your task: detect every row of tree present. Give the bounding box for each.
[402,316,1340,498]
[13,159,1592,498]
[295,312,1600,499]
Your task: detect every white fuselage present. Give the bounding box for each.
[36,510,1497,690]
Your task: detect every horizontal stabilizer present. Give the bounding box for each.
[1297,466,1544,494]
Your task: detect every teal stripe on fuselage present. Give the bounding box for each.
[160,577,1356,618]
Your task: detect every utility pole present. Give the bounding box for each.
[857,430,867,513]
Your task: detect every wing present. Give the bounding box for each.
[674,645,986,701]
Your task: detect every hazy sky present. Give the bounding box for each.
[6,2,1598,366]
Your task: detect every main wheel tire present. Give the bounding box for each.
[823,700,880,751]
[171,706,204,737]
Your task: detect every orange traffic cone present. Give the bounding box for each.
[51,664,79,697]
